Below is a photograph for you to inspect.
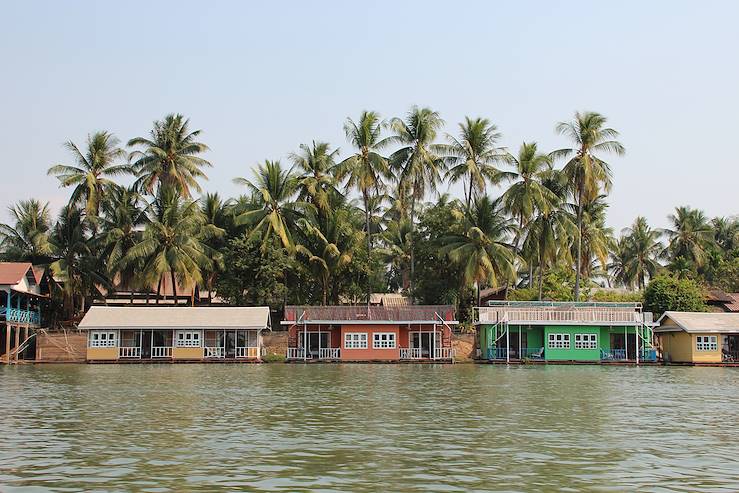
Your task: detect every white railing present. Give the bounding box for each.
[286,347,306,359]
[434,347,454,360]
[236,347,260,358]
[203,346,225,358]
[476,307,642,325]
[318,348,340,359]
[119,346,141,358]
[400,348,423,359]
[151,346,172,358]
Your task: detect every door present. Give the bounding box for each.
[411,332,434,357]
[303,333,329,357]
[225,331,236,358]
[141,330,152,358]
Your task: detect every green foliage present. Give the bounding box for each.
[590,290,643,303]
[643,275,706,317]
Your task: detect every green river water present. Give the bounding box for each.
[1,364,738,492]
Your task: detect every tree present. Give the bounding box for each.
[620,216,663,290]
[199,193,229,303]
[336,111,391,303]
[643,275,706,317]
[440,196,516,304]
[290,141,340,214]
[388,106,445,296]
[47,131,130,218]
[441,117,511,212]
[553,111,624,300]
[0,199,52,263]
[233,160,303,250]
[128,114,211,197]
[664,206,713,270]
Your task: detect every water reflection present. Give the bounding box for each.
[1,364,738,492]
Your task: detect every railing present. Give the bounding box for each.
[286,347,306,359]
[476,307,643,325]
[487,347,508,360]
[237,347,260,358]
[600,349,627,361]
[434,347,454,360]
[203,346,225,358]
[318,348,340,359]
[151,346,172,358]
[640,349,657,362]
[399,348,423,359]
[119,346,141,358]
[284,305,455,323]
[6,308,41,325]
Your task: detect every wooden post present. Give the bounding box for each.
[5,324,10,364]
[14,324,20,362]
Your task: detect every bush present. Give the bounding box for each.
[643,275,706,317]
[590,290,643,303]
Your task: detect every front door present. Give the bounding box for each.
[225,331,236,358]
[303,332,329,357]
[411,332,437,358]
[141,330,152,358]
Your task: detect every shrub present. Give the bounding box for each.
[643,275,706,317]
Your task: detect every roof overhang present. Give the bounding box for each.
[281,320,459,326]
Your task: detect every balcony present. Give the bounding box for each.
[475,302,646,326]
[285,347,341,360]
[399,347,454,360]
[151,346,173,358]
[5,308,41,326]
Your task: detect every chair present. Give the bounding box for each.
[530,347,544,359]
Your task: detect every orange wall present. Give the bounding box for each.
[340,324,400,361]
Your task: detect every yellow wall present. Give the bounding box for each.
[87,347,118,361]
[172,347,204,360]
[660,331,722,363]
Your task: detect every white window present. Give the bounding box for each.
[90,331,117,347]
[574,333,598,349]
[373,332,396,349]
[344,332,368,349]
[548,333,570,349]
[696,335,718,351]
[176,330,202,348]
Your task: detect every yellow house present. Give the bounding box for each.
[655,312,739,364]
[79,306,271,362]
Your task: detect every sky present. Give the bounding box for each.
[1,0,737,232]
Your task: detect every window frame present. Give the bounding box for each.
[696,335,718,352]
[175,330,202,348]
[547,333,571,349]
[89,330,117,348]
[373,332,396,349]
[574,333,598,349]
[344,332,368,349]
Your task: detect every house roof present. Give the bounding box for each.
[282,305,457,324]
[369,293,410,307]
[655,311,739,333]
[0,262,34,285]
[727,294,739,313]
[78,306,271,330]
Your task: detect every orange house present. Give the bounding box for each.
[283,305,457,362]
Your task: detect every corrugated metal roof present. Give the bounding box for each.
[655,311,739,333]
[78,306,270,329]
[0,262,33,285]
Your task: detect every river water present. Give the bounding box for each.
[1,364,738,492]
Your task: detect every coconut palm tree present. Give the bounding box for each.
[620,216,663,290]
[552,111,624,300]
[0,199,52,263]
[440,196,516,304]
[124,189,214,304]
[387,106,445,297]
[577,196,615,282]
[199,193,228,303]
[664,206,713,269]
[290,141,341,214]
[608,237,635,290]
[233,160,303,250]
[441,117,512,212]
[336,111,391,303]
[128,114,211,197]
[47,131,130,218]
[711,216,738,254]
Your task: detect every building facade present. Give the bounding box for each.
[476,301,657,363]
[283,305,457,362]
[1,262,46,363]
[79,306,270,362]
[655,312,739,364]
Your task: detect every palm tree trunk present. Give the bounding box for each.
[409,192,416,304]
[538,264,544,301]
[467,174,473,212]
[364,190,372,306]
[574,201,583,301]
[170,271,178,305]
[156,276,162,304]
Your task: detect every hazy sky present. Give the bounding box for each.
[2,1,737,232]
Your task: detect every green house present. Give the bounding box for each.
[475,301,656,363]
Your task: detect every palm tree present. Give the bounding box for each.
[440,196,516,304]
[295,208,363,305]
[441,117,511,212]
[577,196,615,283]
[711,216,738,254]
[98,187,149,300]
[0,199,52,263]
[664,206,713,269]
[336,111,391,304]
[290,141,340,214]
[388,106,445,297]
[200,193,228,303]
[620,216,662,290]
[608,237,635,290]
[124,189,214,304]
[382,218,413,291]
[47,131,130,218]
[233,160,303,250]
[128,114,211,197]
[553,111,624,300]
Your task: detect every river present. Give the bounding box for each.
[1,364,738,492]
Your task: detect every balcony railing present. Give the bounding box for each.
[151,346,172,358]
[476,306,644,325]
[204,346,225,358]
[286,347,306,359]
[236,346,260,358]
[119,346,141,358]
[6,308,41,326]
[399,348,423,359]
[600,349,627,361]
[284,305,455,323]
[318,348,340,359]
[434,347,454,360]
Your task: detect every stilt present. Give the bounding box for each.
[5,325,10,364]
[14,324,20,362]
